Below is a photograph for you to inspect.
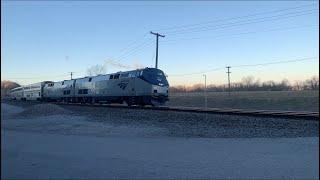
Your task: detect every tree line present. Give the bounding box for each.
[169,75,319,93]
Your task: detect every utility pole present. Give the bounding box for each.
[150,31,165,69]
[226,66,231,96]
[203,74,207,110]
[69,72,74,80]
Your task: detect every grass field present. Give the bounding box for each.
[167,90,319,112]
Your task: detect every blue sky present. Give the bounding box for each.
[1,1,319,86]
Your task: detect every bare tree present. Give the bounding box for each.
[1,80,20,98]
[241,76,255,90]
[304,76,319,90]
[280,79,291,91]
[170,75,319,93]
[293,80,303,91]
[310,76,319,90]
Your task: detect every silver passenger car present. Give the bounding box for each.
[9,81,52,101]
[42,80,75,101]
[23,82,42,101]
[9,87,24,100]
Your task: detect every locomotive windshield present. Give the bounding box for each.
[140,68,169,87]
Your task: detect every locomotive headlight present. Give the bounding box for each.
[153,87,158,94]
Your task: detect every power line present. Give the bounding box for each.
[116,37,153,59]
[117,32,149,55]
[167,9,318,35]
[94,37,152,73]
[169,67,226,76]
[165,8,318,35]
[7,57,318,83]
[99,5,318,73]
[109,7,316,68]
[231,57,318,68]
[154,3,317,32]
[168,56,318,77]
[111,5,318,69]
[104,33,152,69]
[162,24,318,44]
[117,40,153,61]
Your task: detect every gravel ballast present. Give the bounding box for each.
[2,101,318,138]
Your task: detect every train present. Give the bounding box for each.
[9,67,169,106]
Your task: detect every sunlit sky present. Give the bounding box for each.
[1,1,319,86]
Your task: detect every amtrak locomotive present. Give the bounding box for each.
[10,68,169,106]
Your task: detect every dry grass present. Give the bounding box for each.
[167,90,319,112]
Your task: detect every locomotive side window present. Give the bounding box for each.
[63,90,71,95]
[110,75,114,79]
[121,73,129,78]
[78,89,88,94]
[114,74,120,79]
[89,78,92,82]
[62,81,64,85]
[129,72,136,77]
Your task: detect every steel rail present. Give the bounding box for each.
[53,102,319,120]
[2,99,317,120]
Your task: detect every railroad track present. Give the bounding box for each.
[2,100,318,120]
[54,102,319,120]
